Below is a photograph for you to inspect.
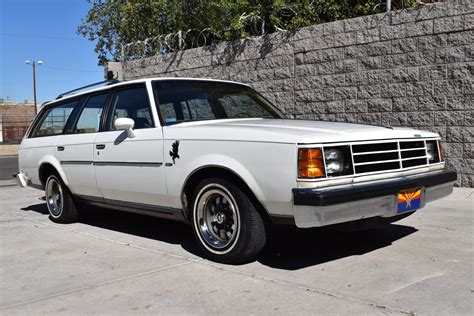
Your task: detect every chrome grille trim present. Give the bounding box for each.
[400,147,427,152]
[297,137,444,183]
[352,149,398,155]
[354,159,400,166]
[349,140,430,175]
[402,155,428,161]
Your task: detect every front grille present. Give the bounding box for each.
[350,140,429,175]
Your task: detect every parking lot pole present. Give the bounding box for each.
[25,60,42,115]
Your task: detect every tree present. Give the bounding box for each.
[78,0,416,64]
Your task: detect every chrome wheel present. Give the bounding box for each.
[46,176,63,218]
[194,184,240,253]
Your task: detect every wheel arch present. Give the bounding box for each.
[38,156,69,190]
[180,165,270,224]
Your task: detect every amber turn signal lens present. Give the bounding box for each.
[298,159,324,169]
[298,167,325,178]
[438,140,445,161]
[298,148,325,178]
[298,148,322,159]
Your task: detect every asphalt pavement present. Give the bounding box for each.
[0,184,472,314]
[0,156,18,180]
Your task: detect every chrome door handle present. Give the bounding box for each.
[96,144,106,150]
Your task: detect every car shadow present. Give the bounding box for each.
[21,202,417,270]
[21,202,49,215]
[258,224,417,270]
[21,202,202,257]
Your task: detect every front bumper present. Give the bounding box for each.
[292,169,456,228]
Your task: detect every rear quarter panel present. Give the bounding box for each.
[19,136,62,187]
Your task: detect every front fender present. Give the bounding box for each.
[183,154,266,202]
[164,140,297,217]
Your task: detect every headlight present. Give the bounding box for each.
[298,146,353,179]
[426,140,443,164]
[324,148,344,174]
[426,141,438,163]
[323,146,353,177]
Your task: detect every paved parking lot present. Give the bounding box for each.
[0,184,472,314]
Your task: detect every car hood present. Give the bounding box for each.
[163,118,438,144]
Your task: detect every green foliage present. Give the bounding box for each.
[77,0,416,64]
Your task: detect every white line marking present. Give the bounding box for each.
[387,272,444,294]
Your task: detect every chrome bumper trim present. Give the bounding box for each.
[293,177,455,228]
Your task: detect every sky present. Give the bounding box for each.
[0,0,103,105]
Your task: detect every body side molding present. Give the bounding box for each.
[60,161,163,167]
[76,194,186,222]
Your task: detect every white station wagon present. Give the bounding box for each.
[15,78,456,263]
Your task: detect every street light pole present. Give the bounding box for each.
[25,60,42,115]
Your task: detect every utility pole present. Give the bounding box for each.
[25,60,42,115]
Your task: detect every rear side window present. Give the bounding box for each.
[31,101,77,137]
[106,86,153,130]
[73,93,108,134]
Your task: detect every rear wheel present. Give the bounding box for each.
[191,178,267,264]
[45,174,79,223]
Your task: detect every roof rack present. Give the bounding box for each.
[56,79,120,99]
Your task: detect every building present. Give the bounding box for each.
[0,102,36,143]
[0,97,16,105]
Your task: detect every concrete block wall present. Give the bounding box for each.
[122,1,473,187]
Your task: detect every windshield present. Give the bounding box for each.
[153,80,283,125]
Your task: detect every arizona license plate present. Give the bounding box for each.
[397,188,422,214]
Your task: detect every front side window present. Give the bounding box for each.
[153,80,282,125]
[31,100,77,137]
[106,86,153,130]
[73,93,108,134]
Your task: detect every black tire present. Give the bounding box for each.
[44,174,79,224]
[191,177,267,264]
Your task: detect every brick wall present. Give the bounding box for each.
[0,105,36,143]
[122,1,473,187]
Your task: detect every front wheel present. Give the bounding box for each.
[45,174,79,224]
[191,178,267,264]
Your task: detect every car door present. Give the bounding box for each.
[93,83,169,207]
[55,92,109,198]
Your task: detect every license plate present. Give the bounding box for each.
[397,188,422,214]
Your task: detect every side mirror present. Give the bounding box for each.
[114,117,136,138]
